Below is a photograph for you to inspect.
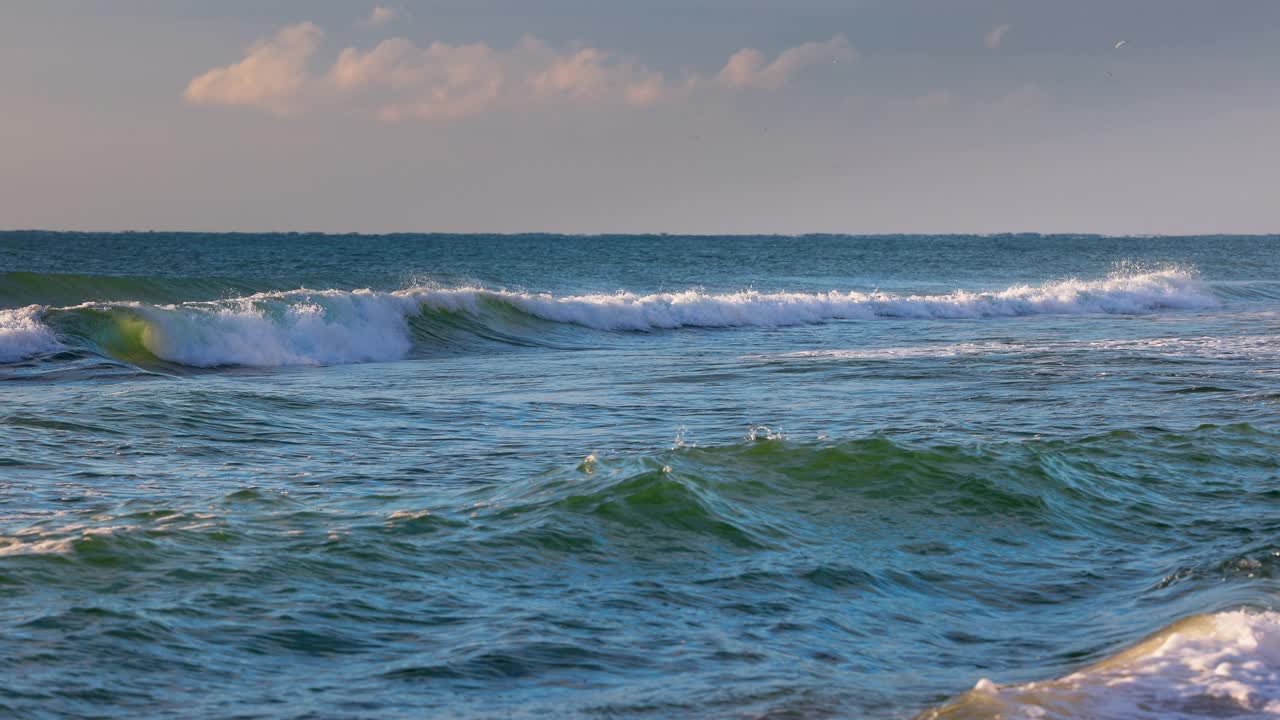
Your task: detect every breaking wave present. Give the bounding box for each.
[920,609,1280,719]
[0,269,1219,367]
[0,306,62,362]
[496,268,1214,328]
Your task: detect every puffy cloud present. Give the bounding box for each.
[331,36,664,120]
[364,7,396,27]
[186,23,850,120]
[184,22,322,115]
[985,23,1012,50]
[717,36,854,90]
[333,38,508,120]
[623,76,667,106]
[525,39,670,108]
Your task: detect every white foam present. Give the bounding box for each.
[420,268,1216,331]
[129,290,420,367]
[1087,335,1280,360]
[0,523,138,557]
[924,609,1280,719]
[0,305,60,362]
[759,334,1279,363]
[769,342,1014,360]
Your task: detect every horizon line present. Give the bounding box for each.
[3,229,1278,240]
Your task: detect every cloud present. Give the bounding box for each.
[717,36,854,90]
[985,23,1012,50]
[184,22,323,115]
[186,23,847,120]
[523,39,678,108]
[332,38,509,120]
[329,35,674,120]
[363,6,396,27]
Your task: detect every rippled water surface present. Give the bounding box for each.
[2,233,1279,719]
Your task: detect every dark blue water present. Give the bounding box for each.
[2,233,1278,719]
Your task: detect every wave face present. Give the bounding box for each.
[109,291,423,367]
[921,610,1280,719]
[0,268,1219,367]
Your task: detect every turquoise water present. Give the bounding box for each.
[2,233,1279,719]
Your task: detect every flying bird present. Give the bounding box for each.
[1114,40,1127,49]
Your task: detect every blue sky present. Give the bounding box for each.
[2,1,1278,234]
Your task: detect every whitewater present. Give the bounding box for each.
[925,610,1280,719]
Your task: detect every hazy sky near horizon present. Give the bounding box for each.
[2,1,1278,235]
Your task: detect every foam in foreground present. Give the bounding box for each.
[920,609,1280,720]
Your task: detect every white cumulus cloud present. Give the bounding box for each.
[184,22,323,115]
[716,36,854,90]
[185,23,851,120]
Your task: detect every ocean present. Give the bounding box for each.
[2,232,1278,719]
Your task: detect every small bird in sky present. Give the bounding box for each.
[1114,40,1127,49]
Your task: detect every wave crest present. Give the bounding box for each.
[461,268,1213,330]
[0,269,1218,367]
[0,305,61,362]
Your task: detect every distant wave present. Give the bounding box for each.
[483,268,1215,329]
[0,269,1220,367]
[0,271,257,308]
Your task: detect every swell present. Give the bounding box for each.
[478,423,1278,543]
[479,425,1280,717]
[0,271,264,307]
[6,425,1278,713]
[12,423,1275,560]
[0,268,1220,367]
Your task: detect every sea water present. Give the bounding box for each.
[1,233,1278,718]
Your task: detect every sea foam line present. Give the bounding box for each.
[449,268,1215,331]
[761,334,1280,362]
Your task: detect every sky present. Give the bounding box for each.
[1,0,1278,235]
